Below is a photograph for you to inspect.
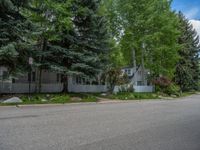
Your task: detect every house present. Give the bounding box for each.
[117,66,154,93]
[0,65,154,94]
[121,66,151,86]
[0,66,107,94]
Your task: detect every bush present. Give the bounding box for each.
[153,76,171,89]
[110,92,158,100]
[153,76,181,96]
[118,84,135,93]
[164,84,181,96]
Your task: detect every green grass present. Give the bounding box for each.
[0,91,198,106]
[180,91,197,97]
[0,93,98,106]
[99,92,160,100]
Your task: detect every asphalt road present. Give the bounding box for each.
[0,95,200,150]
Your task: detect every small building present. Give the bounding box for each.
[118,66,154,93]
[121,66,151,86]
[0,66,107,94]
[0,66,154,94]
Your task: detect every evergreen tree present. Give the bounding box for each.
[0,0,34,74]
[71,0,110,75]
[27,0,73,92]
[175,12,200,91]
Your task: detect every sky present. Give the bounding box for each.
[172,0,200,37]
[172,0,200,19]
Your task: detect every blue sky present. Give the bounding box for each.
[172,0,200,19]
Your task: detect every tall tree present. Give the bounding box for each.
[0,0,34,74]
[71,0,110,76]
[175,12,200,91]
[109,0,181,81]
[27,0,73,92]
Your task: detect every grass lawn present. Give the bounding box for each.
[0,93,98,106]
[0,91,198,106]
[179,91,198,97]
[96,92,160,100]
[96,91,198,101]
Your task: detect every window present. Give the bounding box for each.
[76,76,82,85]
[124,69,131,75]
[137,81,143,86]
[128,69,131,75]
[2,71,8,80]
[86,79,90,85]
[125,69,128,74]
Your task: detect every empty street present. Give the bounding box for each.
[0,95,200,150]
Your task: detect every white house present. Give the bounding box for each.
[121,66,151,86]
[0,66,107,94]
[0,66,154,94]
[118,66,154,93]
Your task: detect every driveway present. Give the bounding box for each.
[0,95,200,150]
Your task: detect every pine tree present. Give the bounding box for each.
[26,0,74,92]
[0,0,34,74]
[71,0,110,76]
[175,12,200,91]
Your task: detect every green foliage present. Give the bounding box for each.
[19,93,97,104]
[106,92,159,100]
[164,83,181,96]
[107,0,181,78]
[1,0,199,95]
[50,95,70,103]
[21,94,70,104]
[71,0,110,76]
[175,12,200,92]
[102,66,129,93]
[153,76,181,95]
[0,0,34,73]
[118,84,135,93]
[82,95,97,102]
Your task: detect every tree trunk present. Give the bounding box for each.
[38,68,42,93]
[141,44,145,85]
[62,75,68,93]
[131,48,137,85]
[132,48,136,68]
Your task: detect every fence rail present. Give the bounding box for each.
[68,84,108,93]
[114,85,154,93]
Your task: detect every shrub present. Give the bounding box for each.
[153,76,181,96]
[118,84,135,93]
[153,76,171,89]
[164,84,181,96]
[102,66,129,93]
[111,92,158,100]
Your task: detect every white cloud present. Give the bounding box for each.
[190,20,200,38]
[185,8,199,19]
